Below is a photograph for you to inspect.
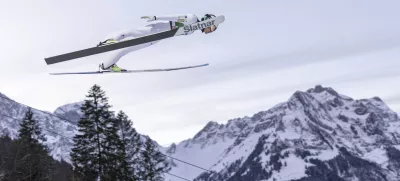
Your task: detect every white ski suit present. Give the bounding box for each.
[100,14,199,70]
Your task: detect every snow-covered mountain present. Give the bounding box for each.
[163,85,400,181]
[0,97,154,163]
[0,94,78,162]
[54,102,84,125]
[1,85,400,181]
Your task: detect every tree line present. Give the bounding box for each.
[0,84,170,181]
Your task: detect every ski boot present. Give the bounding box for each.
[174,21,184,29]
[175,22,184,28]
[97,39,118,47]
[111,64,127,72]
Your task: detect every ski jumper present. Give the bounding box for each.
[100,14,199,70]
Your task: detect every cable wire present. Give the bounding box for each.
[165,172,191,181]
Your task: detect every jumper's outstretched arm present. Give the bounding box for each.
[141,14,188,22]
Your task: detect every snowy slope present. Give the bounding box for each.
[163,85,400,181]
[0,98,157,164]
[54,102,84,125]
[0,95,78,162]
[161,120,246,179]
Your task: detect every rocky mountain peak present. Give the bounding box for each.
[168,85,400,181]
[192,121,221,140]
[53,101,84,125]
[166,143,177,154]
[307,85,340,96]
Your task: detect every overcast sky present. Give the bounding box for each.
[1,0,400,145]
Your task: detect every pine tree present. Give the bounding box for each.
[70,84,122,181]
[18,107,47,146]
[0,136,16,179]
[12,107,53,180]
[116,110,142,181]
[103,112,125,180]
[50,159,80,181]
[0,135,83,181]
[139,137,171,181]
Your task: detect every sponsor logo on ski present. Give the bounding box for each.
[184,20,215,33]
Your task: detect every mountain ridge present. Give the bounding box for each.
[1,85,400,181]
[164,85,400,181]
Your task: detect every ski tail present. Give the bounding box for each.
[44,28,179,65]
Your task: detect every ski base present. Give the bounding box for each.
[49,63,209,75]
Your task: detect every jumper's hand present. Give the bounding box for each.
[177,18,187,23]
[141,16,156,22]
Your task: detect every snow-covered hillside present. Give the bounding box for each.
[0,95,78,162]
[0,97,155,164]
[54,102,84,125]
[1,85,400,181]
[163,85,400,181]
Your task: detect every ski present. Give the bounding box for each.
[44,15,225,65]
[49,63,209,75]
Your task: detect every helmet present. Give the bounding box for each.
[201,14,218,34]
[201,14,216,21]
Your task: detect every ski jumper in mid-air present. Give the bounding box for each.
[97,14,218,72]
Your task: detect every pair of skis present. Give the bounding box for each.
[44,15,225,75]
[50,64,209,75]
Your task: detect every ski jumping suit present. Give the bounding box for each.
[100,14,199,70]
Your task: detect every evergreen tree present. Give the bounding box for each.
[18,108,47,144]
[51,159,81,181]
[116,110,142,181]
[70,84,122,181]
[103,112,125,180]
[0,135,84,181]
[0,136,16,179]
[10,108,53,180]
[139,137,171,181]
